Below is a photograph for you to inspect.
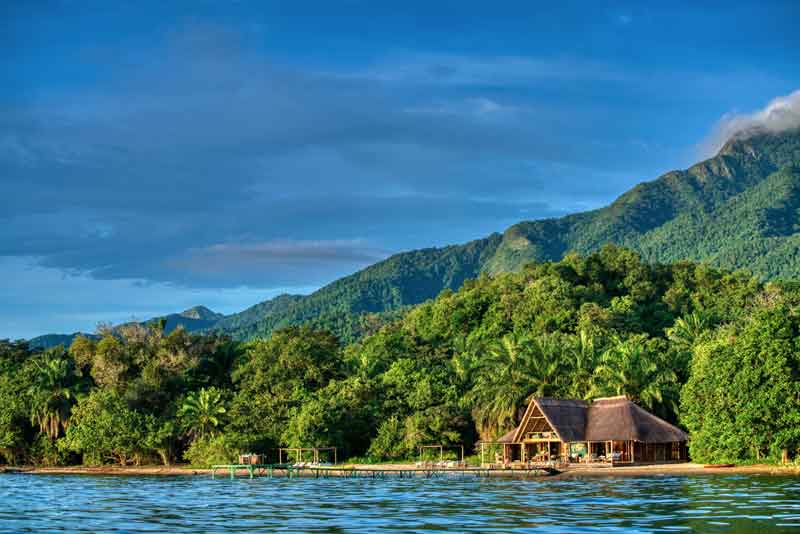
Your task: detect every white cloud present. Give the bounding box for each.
[703,89,800,156]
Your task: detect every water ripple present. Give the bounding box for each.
[1,474,799,533]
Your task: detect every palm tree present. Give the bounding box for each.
[178,387,227,439]
[666,312,709,351]
[28,351,80,441]
[566,329,600,400]
[589,336,677,412]
[450,335,484,384]
[467,333,564,438]
[526,335,566,398]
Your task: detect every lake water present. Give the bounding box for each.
[1,473,799,533]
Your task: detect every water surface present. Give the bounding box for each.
[1,473,799,533]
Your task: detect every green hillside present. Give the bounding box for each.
[211,294,304,338]
[216,234,503,342]
[221,128,800,342]
[487,128,800,273]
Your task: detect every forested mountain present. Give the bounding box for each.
[213,235,503,342]
[218,128,800,341]
[488,128,800,273]
[27,128,800,346]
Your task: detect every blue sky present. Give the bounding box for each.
[2,0,799,339]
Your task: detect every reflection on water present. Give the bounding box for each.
[1,473,799,533]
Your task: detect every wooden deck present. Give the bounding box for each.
[210,463,561,479]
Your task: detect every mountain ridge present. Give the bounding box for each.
[217,128,800,342]
[27,128,800,347]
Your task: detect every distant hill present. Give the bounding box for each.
[28,333,99,351]
[212,236,503,342]
[144,305,224,333]
[211,294,304,338]
[29,305,228,350]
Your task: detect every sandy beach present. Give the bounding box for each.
[7,462,799,478]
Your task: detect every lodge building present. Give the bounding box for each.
[488,396,689,465]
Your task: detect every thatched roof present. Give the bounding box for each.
[496,427,519,443]
[584,396,688,443]
[527,398,588,443]
[479,396,689,443]
[505,395,687,444]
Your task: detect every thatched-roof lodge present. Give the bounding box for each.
[484,396,688,465]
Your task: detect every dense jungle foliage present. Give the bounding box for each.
[3,246,800,467]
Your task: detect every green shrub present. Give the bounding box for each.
[184,434,239,467]
[367,417,409,461]
[29,435,71,466]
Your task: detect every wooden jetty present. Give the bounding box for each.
[210,463,560,480]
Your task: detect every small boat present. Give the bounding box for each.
[703,463,735,468]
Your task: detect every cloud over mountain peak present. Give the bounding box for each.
[707,90,800,155]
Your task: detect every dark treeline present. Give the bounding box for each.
[2,246,799,467]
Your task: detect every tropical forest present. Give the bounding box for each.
[3,245,800,468]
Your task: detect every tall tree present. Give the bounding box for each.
[27,350,81,441]
[467,333,564,438]
[565,330,601,400]
[681,307,800,463]
[178,387,227,439]
[589,336,677,412]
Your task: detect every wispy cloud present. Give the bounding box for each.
[350,54,633,86]
[165,239,390,286]
[702,89,800,156]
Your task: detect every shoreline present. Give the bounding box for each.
[6,462,800,478]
